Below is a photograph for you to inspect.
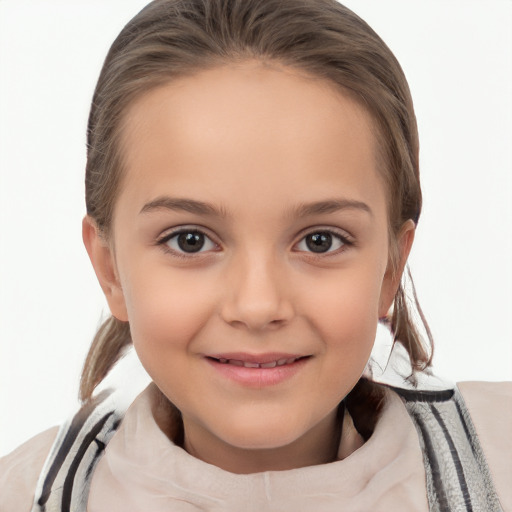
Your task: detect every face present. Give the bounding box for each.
[85,61,413,472]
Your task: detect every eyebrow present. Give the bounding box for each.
[290,198,372,218]
[140,196,371,218]
[140,197,228,217]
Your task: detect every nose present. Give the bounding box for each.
[220,251,294,331]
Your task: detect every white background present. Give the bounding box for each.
[1,0,511,456]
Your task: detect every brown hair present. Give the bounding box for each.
[80,0,433,403]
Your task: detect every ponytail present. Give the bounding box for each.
[79,316,131,402]
[391,269,433,372]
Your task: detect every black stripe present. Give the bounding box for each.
[410,408,450,510]
[454,394,502,508]
[454,399,480,458]
[37,390,111,507]
[391,387,454,403]
[82,439,106,485]
[431,404,473,512]
[60,411,114,512]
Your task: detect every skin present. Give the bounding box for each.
[83,60,414,474]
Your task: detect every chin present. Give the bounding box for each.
[214,416,312,451]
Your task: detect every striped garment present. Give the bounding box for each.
[393,387,502,512]
[30,385,503,512]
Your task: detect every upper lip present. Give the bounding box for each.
[205,352,308,364]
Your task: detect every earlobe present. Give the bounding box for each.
[82,216,129,322]
[378,220,416,318]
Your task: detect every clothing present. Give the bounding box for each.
[1,381,511,512]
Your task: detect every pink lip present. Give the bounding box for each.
[206,352,304,364]
[205,352,311,387]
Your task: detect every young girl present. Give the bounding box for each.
[1,0,510,510]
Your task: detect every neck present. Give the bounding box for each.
[181,404,344,474]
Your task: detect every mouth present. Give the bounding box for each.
[204,353,312,387]
[206,354,310,368]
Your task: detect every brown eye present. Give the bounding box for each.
[296,230,348,254]
[305,232,333,253]
[162,229,216,254]
[177,232,205,253]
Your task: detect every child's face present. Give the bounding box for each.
[87,61,411,470]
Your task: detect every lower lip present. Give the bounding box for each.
[205,357,310,387]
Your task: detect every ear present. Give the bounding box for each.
[82,216,129,322]
[378,219,416,318]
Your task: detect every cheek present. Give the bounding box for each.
[301,265,384,336]
[297,263,385,379]
[122,268,218,362]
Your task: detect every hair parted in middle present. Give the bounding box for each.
[81,0,433,411]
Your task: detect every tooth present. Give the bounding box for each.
[260,361,277,368]
[243,362,261,368]
[230,359,244,366]
[218,358,228,363]
[277,358,288,366]
[286,358,297,364]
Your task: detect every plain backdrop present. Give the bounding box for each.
[0,0,511,456]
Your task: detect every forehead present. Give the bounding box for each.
[116,61,387,223]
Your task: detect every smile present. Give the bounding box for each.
[205,353,311,387]
[209,356,306,368]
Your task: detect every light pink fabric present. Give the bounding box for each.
[0,426,58,512]
[1,382,510,512]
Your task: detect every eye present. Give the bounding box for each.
[295,230,349,254]
[159,229,217,254]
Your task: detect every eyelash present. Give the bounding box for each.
[156,227,218,259]
[294,229,354,256]
[156,227,354,258]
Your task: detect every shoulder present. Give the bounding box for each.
[457,381,512,447]
[0,427,59,512]
[457,381,512,511]
[457,380,512,409]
